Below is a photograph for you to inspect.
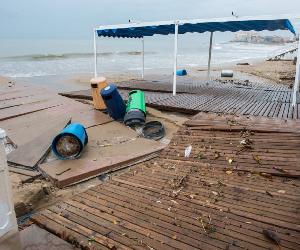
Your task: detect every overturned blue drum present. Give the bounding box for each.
[51,123,88,160]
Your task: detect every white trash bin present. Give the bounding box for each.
[0,128,18,241]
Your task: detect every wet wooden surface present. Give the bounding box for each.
[60,78,300,119]
[32,113,300,250]
[0,84,112,171]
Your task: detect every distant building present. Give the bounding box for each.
[231,31,295,44]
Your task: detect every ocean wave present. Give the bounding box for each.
[1,51,156,61]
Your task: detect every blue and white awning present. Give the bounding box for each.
[96,17,296,38]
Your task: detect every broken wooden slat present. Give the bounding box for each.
[40,147,165,188]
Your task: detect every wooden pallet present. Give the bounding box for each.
[31,113,300,249]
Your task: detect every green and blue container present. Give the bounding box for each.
[124,90,146,127]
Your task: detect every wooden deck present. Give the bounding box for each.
[61,78,300,118]
[32,113,300,250]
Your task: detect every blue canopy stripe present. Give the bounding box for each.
[96,19,296,38]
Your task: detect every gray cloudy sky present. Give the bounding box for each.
[1,0,300,39]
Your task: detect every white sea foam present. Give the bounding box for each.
[0,39,295,78]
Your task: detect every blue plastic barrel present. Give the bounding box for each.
[176,69,187,76]
[51,123,88,160]
[101,84,126,120]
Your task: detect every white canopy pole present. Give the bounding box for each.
[93,29,98,78]
[292,38,300,107]
[142,37,145,79]
[207,32,214,79]
[173,22,179,96]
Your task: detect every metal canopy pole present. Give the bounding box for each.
[173,22,179,96]
[93,29,98,78]
[292,38,300,107]
[207,32,214,79]
[142,37,144,79]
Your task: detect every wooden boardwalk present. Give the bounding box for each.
[61,79,300,119]
[32,113,300,250]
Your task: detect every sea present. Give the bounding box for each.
[0,32,297,90]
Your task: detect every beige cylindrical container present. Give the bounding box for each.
[90,77,108,110]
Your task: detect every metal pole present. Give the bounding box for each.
[173,22,179,96]
[142,37,144,79]
[207,32,213,79]
[93,29,98,78]
[292,38,300,107]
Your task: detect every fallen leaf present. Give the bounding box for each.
[212,191,219,196]
[262,229,281,245]
[88,236,95,242]
[113,220,118,225]
[228,158,233,164]
[189,194,195,199]
[226,170,232,175]
[197,152,205,160]
[252,155,262,164]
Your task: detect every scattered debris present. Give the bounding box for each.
[273,166,288,173]
[196,152,205,160]
[252,155,262,164]
[228,158,233,164]
[184,145,192,157]
[239,138,253,150]
[277,190,286,194]
[262,229,281,245]
[266,191,273,197]
[214,151,221,159]
[55,168,71,176]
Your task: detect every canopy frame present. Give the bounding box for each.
[93,15,298,99]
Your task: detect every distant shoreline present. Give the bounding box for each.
[1,58,295,92]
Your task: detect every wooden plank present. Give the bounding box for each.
[1,102,112,147]
[40,146,165,188]
[0,99,64,121]
[7,116,70,168]
[9,166,41,177]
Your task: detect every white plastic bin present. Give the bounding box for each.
[0,129,18,241]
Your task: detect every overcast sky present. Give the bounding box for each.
[1,0,300,39]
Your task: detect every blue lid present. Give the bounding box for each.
[101,84,116,96]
